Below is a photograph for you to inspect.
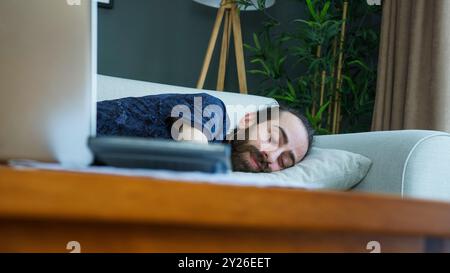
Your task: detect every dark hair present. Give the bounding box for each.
[255,105,315,155]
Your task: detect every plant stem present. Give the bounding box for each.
[312,45,322,116]
[332,0,349,135]
[327,37,338,131]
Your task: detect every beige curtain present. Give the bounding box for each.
[372,0,450,132]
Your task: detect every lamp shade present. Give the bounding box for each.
[192,0,276,11]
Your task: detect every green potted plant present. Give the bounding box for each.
[237,0,381,134]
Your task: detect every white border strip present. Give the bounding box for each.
[90,0,98,136]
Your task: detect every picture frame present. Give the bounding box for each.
[98,0,114,9]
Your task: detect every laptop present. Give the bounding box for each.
[0,0,231,173]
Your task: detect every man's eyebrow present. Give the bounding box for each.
[278,126,297,164]
[277,126,289,145]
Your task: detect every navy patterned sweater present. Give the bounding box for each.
[97,93,229,143]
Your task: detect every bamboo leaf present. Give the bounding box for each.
[316,101,330,118]
[253,33,261,49]
[306,0,320,22]
[319,1,331,21]
[286,81,296,98]
[248,70,268,76]
[348,59,371,71]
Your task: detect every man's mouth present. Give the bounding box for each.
[249,153,262,171]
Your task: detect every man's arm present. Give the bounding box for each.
[176,122,209,144]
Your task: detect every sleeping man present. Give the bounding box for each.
[97,93,314,173]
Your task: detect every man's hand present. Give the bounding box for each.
[176,123,209,144]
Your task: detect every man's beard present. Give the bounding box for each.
[228,129,271,173]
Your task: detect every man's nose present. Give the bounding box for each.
[262,148,283,163]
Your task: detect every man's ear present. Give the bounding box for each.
[238,112,258,130]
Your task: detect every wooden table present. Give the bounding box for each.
[0,167,449,253]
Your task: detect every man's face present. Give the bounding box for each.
[230,111,309,173]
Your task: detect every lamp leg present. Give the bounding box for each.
[216,10,232,91]
[231,5,248,94]
[197,6,225,90]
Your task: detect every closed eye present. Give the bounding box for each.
[278,151,295,169]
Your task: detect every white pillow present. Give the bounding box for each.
[231,147,372,190]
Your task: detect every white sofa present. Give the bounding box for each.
[98,75,278,135]
[98,75,450,202]
[315,130,450,202]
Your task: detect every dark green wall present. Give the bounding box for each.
[98,0,306,93]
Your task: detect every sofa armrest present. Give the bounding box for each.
[314,130,450,202]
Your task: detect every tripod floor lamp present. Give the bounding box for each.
[193,0,276,94]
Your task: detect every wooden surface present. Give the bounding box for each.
[0,221,430,253]
[0,167,450,253]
